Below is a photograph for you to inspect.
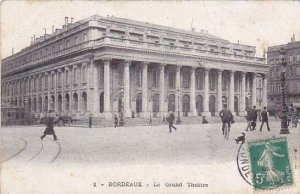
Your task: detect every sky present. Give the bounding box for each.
[1,1,300,59]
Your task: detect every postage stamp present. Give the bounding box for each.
[248,137,293,190]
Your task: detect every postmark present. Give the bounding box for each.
[248,137,293,190]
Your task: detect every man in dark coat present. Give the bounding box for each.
[168,111,177,133]
[219,104,233,135]
[40,111,58,141]
[259,107,270,132]
[114,114,118,128]
[88,114,93,128]
[251,106,258,131]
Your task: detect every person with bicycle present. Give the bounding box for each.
[219,104,233,135]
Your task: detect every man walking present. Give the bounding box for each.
[251,106,258,131]
[149,114,152,126]
[40,110,58,141]
[259,107,270,132]
[114,114,118,128]
[88,114,93,128]
[168,111,177,133]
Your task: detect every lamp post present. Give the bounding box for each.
[279,48,289,134]
[119,88,125,126]
[176,88,181,124]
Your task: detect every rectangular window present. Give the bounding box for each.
[58,72,62,86]
[45,75,48,89]
[73,69,77,84]
[82,67,86,83]
[75,37,78,45]
[169,71,175,89]
[136,68,142,86]
[196,74,203,90]
[153,70,159,87]
[84,33,88,42]
[52,74,55,88]
[65,71,69,85]
[66,40,70,48]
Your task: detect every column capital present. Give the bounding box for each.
[252,72,258,77]
[103,58,112,65]
[176,65,182,71]
[217,69,223,73]
[241,71,246,76]
[204,68,210,73]
[124,60,132,67]
[141,61,150,66]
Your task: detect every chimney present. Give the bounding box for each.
[65,17,69,26]
[33,34,36,43]
[43,28,47,35]
[52,25,54,33]
[291,34,296,42]
[71,17,73,24]
[12,47,14,55]
[237,40,240,44]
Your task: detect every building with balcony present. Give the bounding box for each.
[267,35,300,113]
[1,15,268,119]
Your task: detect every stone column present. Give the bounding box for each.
[252,73,257,107]
[159,64,166,116]
[190,67,197,116]
[77,65,81,115]
[203,68,211,116]
[91,61,100,116]
[142,62,149,117]
[263,74,268,107]
[175,66,181,114]
[217,70,223,113]
[229,70,235,114]
[239,72,246,116]
[103,58,112,118]
[124,60,132,117]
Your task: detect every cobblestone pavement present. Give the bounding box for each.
[1,122,299,194]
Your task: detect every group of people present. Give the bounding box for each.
[245,106,271,132]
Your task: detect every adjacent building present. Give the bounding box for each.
[267,35,300,113]
[1,15,268,119]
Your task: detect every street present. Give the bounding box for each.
[1,121,300,194]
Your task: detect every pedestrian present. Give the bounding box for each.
[292,110,299,128]
[162,115,166,124]
[114,114,118,128]
[149,114,152,126]
[202,116,208,124]
[219,104,233,135]
[168,111,177,133]
[245,107,252,131]
[288,104,294,127]
[88,114,93,128]
[259,107,270,132]
[7,112,12,127]
[251,106,258,131]
[40,110,58,141]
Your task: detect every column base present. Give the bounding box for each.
[124,109,132,118]
[159,112,168,117]
[189,110,198,117]
[202,111,211,117]
[141,112,149,118]
[103,112,112,119]
[239,111,246,117]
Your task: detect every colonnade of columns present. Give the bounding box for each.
[2,58,268,119]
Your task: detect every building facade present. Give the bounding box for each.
[267,35,300,113]
[1,15,268,119]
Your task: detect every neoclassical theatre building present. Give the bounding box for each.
[1,15,268,119]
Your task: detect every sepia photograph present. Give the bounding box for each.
[1,1,300,193]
